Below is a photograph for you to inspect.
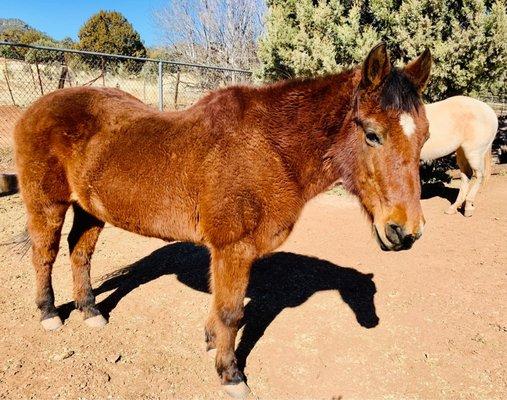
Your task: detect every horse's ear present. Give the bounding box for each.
[361,43,391,89]
[403,48,432,92]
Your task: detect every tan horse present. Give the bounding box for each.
[14,43,431,398]
[421,96,498,217]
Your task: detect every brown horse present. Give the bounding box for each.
[14,43,431,398]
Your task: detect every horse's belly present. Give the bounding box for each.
[420,134,461,161]
[74,184,202,243]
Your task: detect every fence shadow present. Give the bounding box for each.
[58,242,379,372]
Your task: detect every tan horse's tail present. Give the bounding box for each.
[482,145,493,188]
[0,173,18,195]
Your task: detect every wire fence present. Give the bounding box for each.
[0,41,252,172]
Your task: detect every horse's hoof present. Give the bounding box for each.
[84,314,108,328]
[445,207,457,215]
[41,316,63,331]
[206,348,217,359]
[222,381,250,399]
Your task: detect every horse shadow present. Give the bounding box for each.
[421,182,459,204]
[59,242,379,372]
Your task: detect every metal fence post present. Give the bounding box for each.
[158,61,163,111]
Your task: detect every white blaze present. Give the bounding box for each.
[399,113,416,138]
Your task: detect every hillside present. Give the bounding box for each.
[0,18,32,33]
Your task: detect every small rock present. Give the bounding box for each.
[106,354,121,364]
[52,350,74,361]
[97,370,111,383]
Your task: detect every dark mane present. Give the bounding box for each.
[236,67,420,115]
[380,68,421,112]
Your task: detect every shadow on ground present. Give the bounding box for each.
[59,242,379,372]
[421,182,459,204]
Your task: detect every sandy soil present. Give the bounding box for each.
[0,177,506,400]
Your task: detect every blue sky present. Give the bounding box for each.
[0,0,167,46]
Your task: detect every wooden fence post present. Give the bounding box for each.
[34,55,44,95]
[101,57,106,86]
[174,69,181,109]
[58,64,68,89]
[3,59,16,106]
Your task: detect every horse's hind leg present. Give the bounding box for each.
[24,197,69,330]
[67,204,106,327]
[206,241,255,398]
[463,149,486,217]
[28,205,69,330]
[445,147,471,215]
[18,153,70,330]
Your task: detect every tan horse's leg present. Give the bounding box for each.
[206,241,255,398]
[27,203,69,330]
[445,147,471,215]
[67,204,106,327]
[463,149,486,217]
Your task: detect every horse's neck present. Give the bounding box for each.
[262,72,357,199]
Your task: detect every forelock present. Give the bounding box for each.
[380,69,421,113]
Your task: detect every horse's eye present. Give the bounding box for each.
[365,131,383,147]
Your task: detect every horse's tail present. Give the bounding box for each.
[482,102,499,188]
[0,225,31,259]
[0,174,29,257]
[482,144,493,188]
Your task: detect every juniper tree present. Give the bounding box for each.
[258,0,507,101]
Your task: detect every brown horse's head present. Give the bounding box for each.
[336,43,431,251]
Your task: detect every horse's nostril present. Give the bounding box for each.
[401,234,415,249]
[386,223,403,245]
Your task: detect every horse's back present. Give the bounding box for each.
[421,96,498,160]
[16,87,146,139]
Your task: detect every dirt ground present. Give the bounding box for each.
[0,176,506,400]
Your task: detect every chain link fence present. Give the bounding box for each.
[0,42,252,173]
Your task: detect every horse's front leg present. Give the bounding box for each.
[206,241,255,398]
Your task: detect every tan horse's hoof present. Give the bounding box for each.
[445,207,457,215]
[84,314,108,328]
[41,316,63,331]
[222,381,250,399]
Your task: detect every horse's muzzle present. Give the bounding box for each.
[385,223,416,250]
[374,222,421,251]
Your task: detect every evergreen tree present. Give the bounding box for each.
[258,0,507,100]
[78,10,146,72]
[0,27,52,59]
